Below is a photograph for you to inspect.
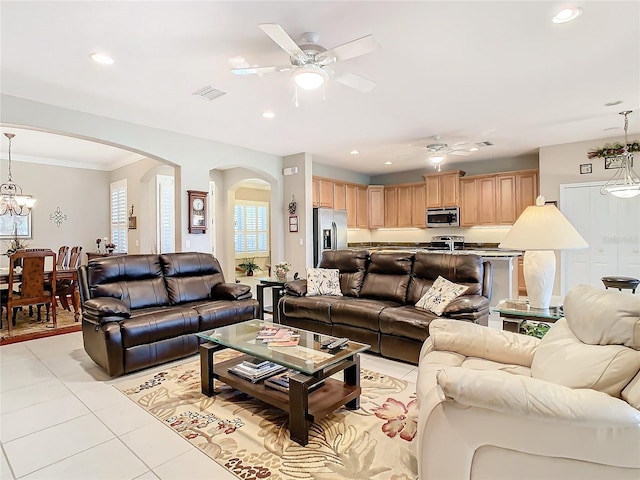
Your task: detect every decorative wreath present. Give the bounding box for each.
[587,141,640,159]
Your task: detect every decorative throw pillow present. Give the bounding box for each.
[416,276,468,315]
[306,268,343,296]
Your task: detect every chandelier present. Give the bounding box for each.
[1,133,36,216]
[600,110,640,199]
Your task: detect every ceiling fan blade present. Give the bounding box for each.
[232,65,292,75]
[450,150,472,156]
[259,24,309,62]
[319,34,380,63]
[450,142,471,149]
[334,72,376,93]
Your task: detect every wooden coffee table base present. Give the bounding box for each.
[199,343,361,446]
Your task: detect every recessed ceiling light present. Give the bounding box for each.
[605,100,623,107]
[262,111,275,119]
[90,52,114,65]
[469,147,479,152]
[552,7,582,24]
[384,161,392,165]
[350,150,359,155]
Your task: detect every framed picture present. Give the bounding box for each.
[580,163,592,174]
[0,211,32,239]
[128,216,137,230]
[605,155,633,170]
[288,215,298,232]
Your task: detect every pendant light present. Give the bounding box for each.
[600,110,640,199]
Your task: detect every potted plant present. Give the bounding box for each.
[238,257,261,276]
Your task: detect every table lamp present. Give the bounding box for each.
[499,196,588,309]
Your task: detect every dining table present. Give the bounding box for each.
[0,267,81,323]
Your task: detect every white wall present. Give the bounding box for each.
[283,153,313,277]
[0,159,109,267]
[2,94,285,277]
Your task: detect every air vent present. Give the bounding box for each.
[192,86,226,101]
[475,141,494,148]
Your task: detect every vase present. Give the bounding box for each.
[276,273,286,282]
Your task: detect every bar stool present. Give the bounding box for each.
[601,276,640,294]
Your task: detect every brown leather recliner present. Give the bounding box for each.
[78,252,258,376]
[280,250,492,364]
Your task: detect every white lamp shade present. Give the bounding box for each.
[498,197,588,251]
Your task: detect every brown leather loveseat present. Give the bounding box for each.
[78,252,258,376]
[279,250,492,364]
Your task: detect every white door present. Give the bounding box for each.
[561,182,640,295]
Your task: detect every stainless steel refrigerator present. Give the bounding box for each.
[313,208,348,267]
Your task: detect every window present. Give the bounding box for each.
[110,179,128,253]
[234,200,269,257]
[157,175,175,253]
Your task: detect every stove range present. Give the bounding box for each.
[428,235,465,251]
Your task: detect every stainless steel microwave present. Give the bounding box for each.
[426,207,460,227]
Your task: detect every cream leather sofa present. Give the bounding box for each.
[416,285,640,480]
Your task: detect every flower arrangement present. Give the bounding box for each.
[587,141,640,159]
[5,236,30,255]
[105,242,116,253]
[273,261,291,278]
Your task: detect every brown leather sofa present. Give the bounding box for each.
[279,250,492,364]
[78,252,258,376]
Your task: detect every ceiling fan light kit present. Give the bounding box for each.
[292,65,327,90]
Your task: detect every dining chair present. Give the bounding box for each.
[57,245,70,269]
[3,249,57,335]
[55,245,83,312]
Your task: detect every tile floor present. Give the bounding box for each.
[0,329,421,480]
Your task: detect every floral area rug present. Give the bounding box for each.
[116,350,418,480]
[0,307,80,345]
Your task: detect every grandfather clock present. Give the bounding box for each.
[187,190,208,234]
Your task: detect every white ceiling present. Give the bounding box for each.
[1,1,639,175]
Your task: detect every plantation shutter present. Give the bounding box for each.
[157,175,175,253]
[110,179,127,253]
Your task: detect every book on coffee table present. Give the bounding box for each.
[228,361,287,383]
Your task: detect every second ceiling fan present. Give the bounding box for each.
[231,24,380,93]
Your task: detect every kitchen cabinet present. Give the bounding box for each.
[396,185,413,227]
[345,184,357,228]
[496,174,516,224]
[460,170,538,226]
[334,182,346,210]
[411,183,426,227]
[318,178,334,208]
[515,170,539,217]
[517,257,527,296]
[460,175,496,226]
[424,171,464,208]
[384,186,398,227]
[312,178,319,207]
[368,186,385,228]
[357,186,369,228]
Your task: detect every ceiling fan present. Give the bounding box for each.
[419,136,494,171]
[231,24,380,93]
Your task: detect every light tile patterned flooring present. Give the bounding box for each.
[0,327,421,479]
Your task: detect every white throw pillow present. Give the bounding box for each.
[416,276,468,315]
[306,268,343,296]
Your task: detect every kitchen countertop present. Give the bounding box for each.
[348,244,522,257]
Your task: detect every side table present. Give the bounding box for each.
[493,300,563,333]
[256,278,286,323]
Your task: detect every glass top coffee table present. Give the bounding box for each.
[197,320,370,446]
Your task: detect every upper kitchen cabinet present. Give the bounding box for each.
[424,171,465,208]
[345,184,358,228]
[333,182,346,210]
[384,186,399,227]
[357,186,369,228]
[312,176,335,208]
[515,170,539,217]
[411,183,426,227]
[368,185,385,228]
[460,170,539,227]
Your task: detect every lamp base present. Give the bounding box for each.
[523,250,555,309]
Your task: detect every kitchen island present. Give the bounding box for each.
[348,245,522,311]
